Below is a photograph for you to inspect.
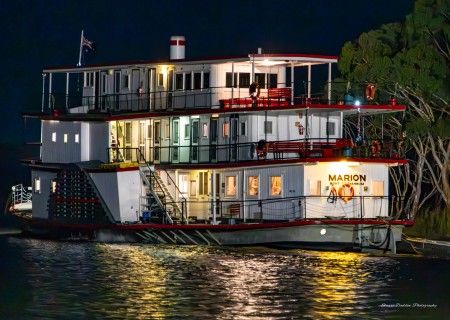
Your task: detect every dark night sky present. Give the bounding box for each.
[0,0,413,145]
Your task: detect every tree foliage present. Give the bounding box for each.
[338,0,450,217]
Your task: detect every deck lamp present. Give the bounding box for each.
[354,99,361,107]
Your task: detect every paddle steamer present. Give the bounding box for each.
[8,36,412,252]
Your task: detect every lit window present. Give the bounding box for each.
[34,178,41,193]
[202,123,208,137]
[264,121,272,134]
[51,180,57,193]
[309,180,321,196]
[373,180,384,197]
[199,172,209,195]
[225,176,237,197]
[52,132,56,142]
[270,176,282,196]
[63,134,68,143]
[74,134,80,143]
[248,176,259,196]
[179,174,188,194]
[223,122,230,137]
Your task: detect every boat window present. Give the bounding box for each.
[192,121,199,143]
[184,124,190,139]
[158,73,164,87]
[309,180,321,196]
[185,73,192,90]
[102,73,107,93]
[175,73,183,90]
[226,73,237,88]
[255,73,266,88]
[210,119,218,142]
[268,74,278,88]
[199,172,209,195]
[372,181,384,197]
[122,74,130,89]
[34,177,41,194]
[51,180,57,193]
[74,134,80,143]
[225,175,237,197]
[173,120,179,144]
[270,176,282,196]
[202,123,208,137]
[239,73,250,88]
[154,147,160,160]
[240,122,246,136]
[84,72,94,87]
[178,174,189,194]
[52,132,57,142]
[223,122,230,137]
[203,72,210,89]
[165,123,170,139]
[63,134,68,143]
[264,121,272,134]
[326,121,336,136]
[154,122,160,142]
[125,122,132,144]
[194,73,202,90]
[248,176,259,196]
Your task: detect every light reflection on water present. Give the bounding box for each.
[0,238,448,319]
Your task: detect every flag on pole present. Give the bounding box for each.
[82,36,94,51]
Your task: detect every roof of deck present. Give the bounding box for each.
[43,53,339,73]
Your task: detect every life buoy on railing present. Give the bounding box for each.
[338,183,354,203]
[371,140,381,157]
[365,83,376,101]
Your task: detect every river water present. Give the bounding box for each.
[0,237,448,319]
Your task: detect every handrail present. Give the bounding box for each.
[107,137,405,165]
[46,82,400,113]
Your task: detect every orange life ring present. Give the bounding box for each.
[365,84,376,100]
[338,183,354,203]
[371,140,381,157]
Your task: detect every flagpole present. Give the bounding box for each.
[77,30,84,67]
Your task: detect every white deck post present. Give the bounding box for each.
[307,64,311,99]
[41,73,46,112]
[65,72,70,109]
[212,169,217,224]
[251,54,255,82]
[231,62,235,105]
[48,73,53,109]
[290,61,294,105]
[327,63,332,104]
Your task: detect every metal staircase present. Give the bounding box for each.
[137,153,186,225]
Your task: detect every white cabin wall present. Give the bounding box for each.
[303,163,389,219]
[31,170,57,219]
[90,170,141,223]
[41,121,82,163]
[89,171,121,222]
[117,170,141,222]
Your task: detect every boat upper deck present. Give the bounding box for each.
[35,52,405,120]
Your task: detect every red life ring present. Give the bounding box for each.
[365,84,376,100]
